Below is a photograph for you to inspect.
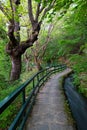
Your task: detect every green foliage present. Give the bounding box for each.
[0,14,11,89]
[69,53,87,96]
[38,0,87,97]
[69,54,87,73]
[0,95,22,129]
[0,68,37,129]
[0,0,87,128]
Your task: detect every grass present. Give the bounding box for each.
[0,68,37,129]
[59,77,76,126]
[64,100,76,125]
[68,54,87,98]
[0,68,37,101]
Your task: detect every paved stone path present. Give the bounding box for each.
[25,69,75,130]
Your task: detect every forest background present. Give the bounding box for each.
[0,0,87,129]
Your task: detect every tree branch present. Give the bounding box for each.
[40,0,56,22]
[39,24,54,58]
[28,0,34,26]
[35,1,41,22]
[9,0,15,22]
[6,0,20,54]
[8,21,18,45]
[39,6,45,13]
[18,30,39,54]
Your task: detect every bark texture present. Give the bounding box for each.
[10,55,21,81]
[34,55,42,71]
[32,24,53,71]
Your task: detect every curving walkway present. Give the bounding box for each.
[25,69,75,130]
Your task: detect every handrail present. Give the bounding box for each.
[0,64,66,130]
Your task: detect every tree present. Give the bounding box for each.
[0,0,71,81]
[31,23,53,70]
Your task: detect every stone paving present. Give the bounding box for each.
[25,68,75,130]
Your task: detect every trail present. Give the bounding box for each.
[25,69,75,130]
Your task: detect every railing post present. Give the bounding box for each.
[33,78,35,88]
[22,88,26,119]
[22,88,25,105]
[37,74,40,92]
[46,68,48,80]
[42,71,44,85]
[53,66,56,73]
[46,68,48,75]
[43,70,45,83]
[37,74,39,83]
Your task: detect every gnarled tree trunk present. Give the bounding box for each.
[10,55,21,81]
[0,0,56,81]
[34,55,42,71]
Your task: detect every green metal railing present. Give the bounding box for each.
[0,64,66,130]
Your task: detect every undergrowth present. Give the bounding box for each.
[0,68,37,129]
[69,54,87,97]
